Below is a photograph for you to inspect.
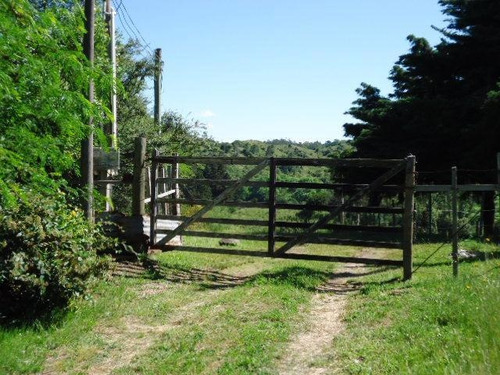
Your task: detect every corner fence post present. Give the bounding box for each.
[451,166,459,277]
[150,149,159,246]
[403,155,416,280]
[132,137,147,216]
[268,158,277,255]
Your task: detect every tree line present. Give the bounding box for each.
[343,0,500,236]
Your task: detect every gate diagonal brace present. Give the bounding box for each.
[275,160,407,255]
[153,159,269,247]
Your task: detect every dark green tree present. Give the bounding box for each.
[343,0,500,234]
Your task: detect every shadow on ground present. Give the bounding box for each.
[112,256,401,293]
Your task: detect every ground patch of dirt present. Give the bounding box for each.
[276,254,377,375]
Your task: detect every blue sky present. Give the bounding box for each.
[114,0,447,143]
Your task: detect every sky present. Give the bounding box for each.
[113,0,447,143]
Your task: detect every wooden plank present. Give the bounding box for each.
[157,215,269,226]
[275,181,403,192]
[402,156,416,281]
[159,230,268,241]
[276,203,404,214]
[156,177,268,188]
[156,245,404,266]
[277,253,403,266]
[275,222,402,233]
[154,156,267,165]
[274,158,404,168]
[159,198,269,209]
[144,190,176,204]
[152,156,404,169]
[154,160,269,247]
[416,184,499,192]
[275,160,407,255]
[273,236,402,249]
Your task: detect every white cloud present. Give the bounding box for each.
[200,109,216,118]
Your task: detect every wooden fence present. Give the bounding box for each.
[149,153,416,280]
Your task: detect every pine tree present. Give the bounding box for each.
[343,0,500,234]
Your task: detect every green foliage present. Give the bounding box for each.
[344,0,500,180]
[0,194,112,321]
[0,0,112,205]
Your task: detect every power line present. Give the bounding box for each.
[120,1,153,53]
[115,7,152,60]
[112,0,153,55]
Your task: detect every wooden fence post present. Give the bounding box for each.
[452,166,459,277]
[150,149,159,245]
[172,153,180,216]
[403,155,416,280]
[268,158,277,255]
[132,137,146,216]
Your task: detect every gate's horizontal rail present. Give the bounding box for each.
[156,178,403,192]
[273,236,402,249]
[156,178,269,187]
[155,230,401,249]
[158,198,404,214]
[153,156,405,168]
[415,184,499,192]
[157,215,402,233]
[156,229,268,241]
[275,182,403,192]
[158,198,269,208]
[276,203,404,214]
[155,245,404,266]
[158,215,268,226]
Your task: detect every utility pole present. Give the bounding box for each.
[105,0,117,148]
[154,48,162,133]
[82,0,95,222]
[104,0,117,211]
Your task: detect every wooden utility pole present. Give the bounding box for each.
[105,0,118,149]
[154,48,162,132]
[82,0,95,222]
[102,0,117,212]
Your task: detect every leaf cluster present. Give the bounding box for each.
[0,193,113,322]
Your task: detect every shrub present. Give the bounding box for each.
[0,193,113,321]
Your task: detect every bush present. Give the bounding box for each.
[0,193,113,321]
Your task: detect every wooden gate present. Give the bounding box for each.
[149,153,416,280]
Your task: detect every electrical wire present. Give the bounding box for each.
[120,1,153,54]
[113,0,154,60]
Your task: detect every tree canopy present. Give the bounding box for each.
[344,0,500,183]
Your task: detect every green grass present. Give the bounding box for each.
[329,242,500,375]
[1,240,498,374]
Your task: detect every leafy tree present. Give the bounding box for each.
[0,0,111,205]
[0,1,114,320]
[343,0,500,234]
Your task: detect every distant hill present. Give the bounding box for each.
[216,139,354,160]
